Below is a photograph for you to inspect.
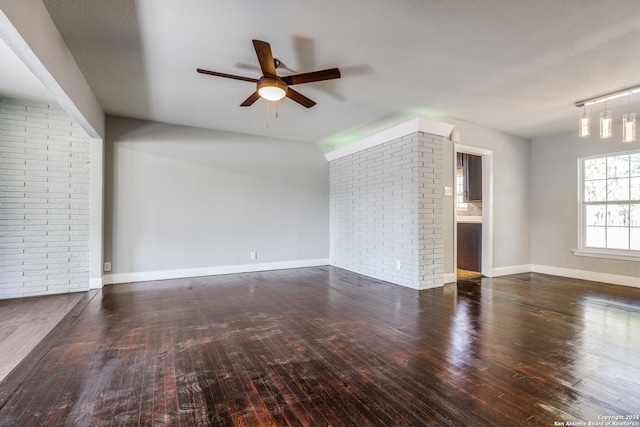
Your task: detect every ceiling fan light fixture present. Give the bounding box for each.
[257,77,287,101]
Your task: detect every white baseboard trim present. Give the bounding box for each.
[89,278,103,289]
[443,272,457,284]
[103,258,330,285]
[531,264,639,289]
[490,265,532,277]
[448,263,637,288]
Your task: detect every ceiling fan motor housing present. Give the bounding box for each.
[257,77,288,101]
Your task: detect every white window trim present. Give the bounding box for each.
[575,150,640,262]
[572,248,640,261]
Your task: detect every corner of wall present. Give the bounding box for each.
[328,122,448,290]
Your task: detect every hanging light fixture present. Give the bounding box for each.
[622,92,636,142]
[600,99,613,139]
[576,84,640,108]
[575,84,640,141]
[623,112,636,142]
[578,107,590,137]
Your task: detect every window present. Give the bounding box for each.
[578,151,640,259]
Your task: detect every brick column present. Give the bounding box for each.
[329,131,444,290]
[0,98,91,298]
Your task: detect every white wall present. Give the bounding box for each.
[329,131,444,290]
[531,129,640,280]
[104,116,329,283]
[0,98,92,298]
[442,119,532,277]
[0,1,104,139]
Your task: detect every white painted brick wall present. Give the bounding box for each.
[329,131,443,290]
[0,98,91,299]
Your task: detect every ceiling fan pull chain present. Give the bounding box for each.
[266,102,270,128]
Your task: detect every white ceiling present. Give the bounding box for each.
[3,0,640,147]
[0,38,56,105]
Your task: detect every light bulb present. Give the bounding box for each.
[623,112,636,142]
[579,110,590,137]
[600,110,613,139]
[257,78,287,101]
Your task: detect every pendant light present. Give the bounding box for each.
[622,92,636,142]
[600,99,613,139]
[575,84,640,142]
[578,107,590,137]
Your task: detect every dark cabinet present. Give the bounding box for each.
[457,153,482,202]
[457,223,482,272]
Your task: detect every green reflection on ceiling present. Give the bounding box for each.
[321,109,451,151]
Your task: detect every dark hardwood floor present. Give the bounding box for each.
[0,291,85,383]
[0,267,639,426]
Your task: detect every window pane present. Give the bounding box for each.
[631,228,640,250]
[631,153,640,177]
[607,155,630,178]
[607,227,629,249]
[586,205,606,226]
[585,158,607,180]
[607,178,630,201]
[581,151,640,255]
[631,204,640,227]
[607,204,630,226]
[585,179,606,201]
[632,177,640,201]
[586,226,605,248]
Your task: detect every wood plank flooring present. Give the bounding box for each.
[456,269,482,279]
[0,267,639,426]
[0,292,85,383]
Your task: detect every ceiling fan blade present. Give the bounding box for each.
[286,88,316,108]
[252,40,277,77]
[281,68,341,85]
[197,68,258,83]
[240,91,261,107]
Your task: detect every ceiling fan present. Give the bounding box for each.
[197,39,341,108]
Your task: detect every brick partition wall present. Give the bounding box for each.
[329,131,443,289]
[0,98,91,299]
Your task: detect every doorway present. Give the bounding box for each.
[454,144,493,280]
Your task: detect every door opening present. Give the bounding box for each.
[454,145,493,280]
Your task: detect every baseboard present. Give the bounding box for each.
[103,258,330,285]
[448,263,637,288]
[531,264,639,289]
[101,260,637,289]
[443,272,457,284]
[491,264,532,277]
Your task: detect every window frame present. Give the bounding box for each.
[574,149,640,262]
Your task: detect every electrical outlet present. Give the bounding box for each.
[444,186,453,196]
[104,261,112,272]
[396,260,402,269]
[250,251,257,260]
